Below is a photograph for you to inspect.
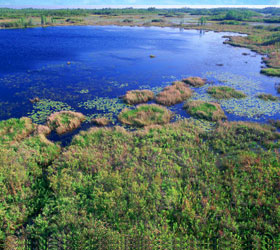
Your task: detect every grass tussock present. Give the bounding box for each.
[182,77,206,87]
[123,90,154,105]
[92,117,110,126]
[184,100,226,121]
[156,81,193,106]
[261,68,280,76]
[257,93,279,101]
[118,104,172,126]
[207,86,247,99]
[47,111,86,134]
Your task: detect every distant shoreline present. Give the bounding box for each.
[0,5,279,9]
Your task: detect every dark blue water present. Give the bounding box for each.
[0,25,279,138]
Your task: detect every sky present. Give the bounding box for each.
[0,0,279,6]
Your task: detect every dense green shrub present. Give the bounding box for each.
[0,117,280,248]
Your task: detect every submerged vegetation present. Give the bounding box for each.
[207,86,246,99]
[118,104,172,126]
[156,81,192,106]
[184,100,226,121]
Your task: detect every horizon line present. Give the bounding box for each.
[0,5,279,10]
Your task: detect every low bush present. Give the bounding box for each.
[0,117,35,145]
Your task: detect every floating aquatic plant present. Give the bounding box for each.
[28,99,74,124]
[204,71,263,95]
[189,72,280,120]
[78,89,89,94]
[78,97,130,124]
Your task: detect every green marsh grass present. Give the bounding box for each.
[118,104,172,126]
[184,100,226,121]
[207,86,246,99]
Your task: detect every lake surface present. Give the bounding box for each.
[0,25,279,140]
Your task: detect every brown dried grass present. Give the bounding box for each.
[182,77,206,87]
[92,117,110,126]
[36,125,51,136]
[47,111,86,135]
[123,90,154,105]
[156,81,192,106]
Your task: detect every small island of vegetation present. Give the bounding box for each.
[156,81,193,106]
[118,104,172,126]
[184,100,226,121]
[207,86,247,99]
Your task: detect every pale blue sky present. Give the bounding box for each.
[0,0,279,6]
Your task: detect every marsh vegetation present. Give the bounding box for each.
[182,77,207,87]
[184,100,226,121]
[207,86,247,99]
[47,111,86,134]
[118,104,172,126]
[1,115,279,249]
[1,6,280,249]
[155,81,192,106]
[123,89,154,105]
[257,93,279,101]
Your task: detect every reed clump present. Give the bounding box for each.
[123,90,154,105]
[182,77,206,87]
[261,68,280,76]
[47,111,86,134]
[184,100,226,121]
[207,86,247,99]
[118,104,172,126]
[156,81,192,106]
[92,117,110,126]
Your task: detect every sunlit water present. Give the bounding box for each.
[0,25,279,143]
